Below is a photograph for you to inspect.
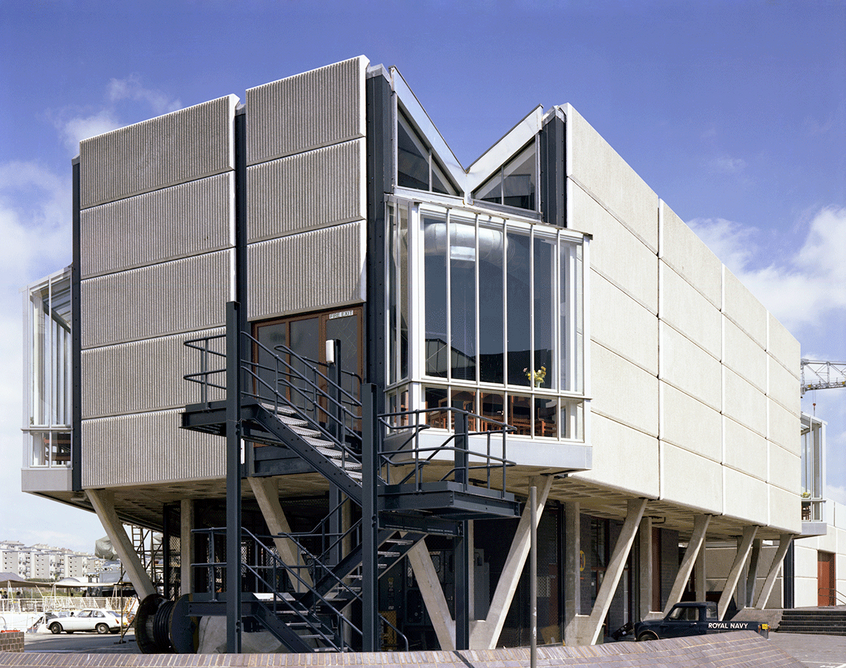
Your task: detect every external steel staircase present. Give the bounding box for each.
[149,302,521,654]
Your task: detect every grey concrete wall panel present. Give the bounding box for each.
[246,56,367,165]
[723,267,768,347]
[79,95,237,209]
[247,139,365,242]
[81,328,225,419]
[81,173,235,278]
[81,251,230,349]
[248,221,365,320]
[81,410,225,487]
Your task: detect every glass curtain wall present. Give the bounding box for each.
[386,202,586,441]
[24,269,72,467]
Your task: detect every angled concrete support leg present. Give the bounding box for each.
[745,539,762,608]
[663,514,711,613]
[584,498,647,645]
[754,533,794,609]
[407,538,455,650]
[86,489,156,600]
[248,477,313,592]
[695,546,707,602]
[717,525,758,620]
[564,501,581,646]
[180,498,194,596]
[470,476,553,649]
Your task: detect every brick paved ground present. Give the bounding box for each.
[0,631,805,667]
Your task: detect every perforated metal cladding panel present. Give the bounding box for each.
[81,251,230,349]
[248,221,365,320]
[81,409,225,487]
[79,95,237,208]
[81,328,225,419]
[246,56,367,165]
[81,173,234,279]
[247,139,365,242]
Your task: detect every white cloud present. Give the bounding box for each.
[59,109,122,152]
[108,75,181,115]
[54,76,181,155]
[688,207,846,332]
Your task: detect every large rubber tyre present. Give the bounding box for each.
[95,623,109,635]
[49,622,62,634]
[637,631,659,642]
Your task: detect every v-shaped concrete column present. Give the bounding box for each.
[470,476,553,649]
[86,489,156,600]
[406,538,456,650]
[663,514,711,613]
[249,477,313,592]
[718,525,758,620]
[584,498,647,645]
[754,533,794,609]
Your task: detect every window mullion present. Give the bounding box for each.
[445,208,452,384]
[474,215,480,385]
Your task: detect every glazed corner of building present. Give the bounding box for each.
[24,54,803,542]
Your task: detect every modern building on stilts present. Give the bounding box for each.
[21,56,844,653]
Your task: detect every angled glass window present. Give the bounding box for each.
[397,115,429,190]
[472,140,537,212]
[503,144,536,210]
[397,111,458,196]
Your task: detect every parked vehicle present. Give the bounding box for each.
[634,602,768,641]
[47,608,126,634]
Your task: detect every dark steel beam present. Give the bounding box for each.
[71,158,82,491]
[225,301,242,653]
[361,383,379,651]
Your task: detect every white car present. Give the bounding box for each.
[48,609,126,634]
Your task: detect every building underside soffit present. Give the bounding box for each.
[41,465,784,543]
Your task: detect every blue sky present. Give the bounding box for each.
[0,0,844,553]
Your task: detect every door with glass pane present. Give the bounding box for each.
[254,308,363,422]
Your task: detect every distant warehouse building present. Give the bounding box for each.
[21,56,845,652]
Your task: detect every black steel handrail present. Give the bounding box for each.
[192,526,408,652]
[379,406,515,495]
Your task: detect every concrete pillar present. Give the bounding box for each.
[470,476,553,649]
[248,477,312,591]
[695,546,707,602]
[718,526,758,620]
[638,515,652,619]
[584,498,647,645]
[735,535,748,610]
[564,501,581,645]
[663,514,710,613]
[407,539,455,650]
[755,533,794,609]
[86,489,156,600]
[745,539,762,608]
[180,498,194,596]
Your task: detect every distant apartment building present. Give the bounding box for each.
[0,540,103,581]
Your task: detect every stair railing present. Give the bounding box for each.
[184,333,227,404]
[240,334,363,471]
[818,587,846,606]
[192,526,408,652]
[379,406,515,497]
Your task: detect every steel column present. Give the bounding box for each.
[361,383,379,650]
[225,301,242,653]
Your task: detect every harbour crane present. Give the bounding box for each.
[800,360,846,396]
